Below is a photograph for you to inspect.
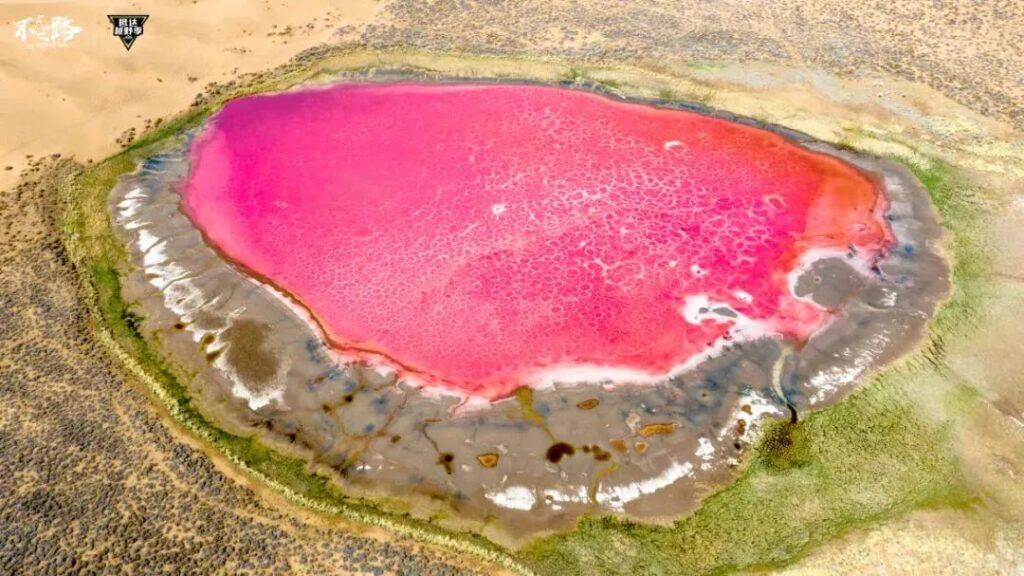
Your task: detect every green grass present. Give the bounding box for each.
[902,158,991,338]
[685,61,728,72]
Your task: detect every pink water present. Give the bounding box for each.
[183,83,892,399]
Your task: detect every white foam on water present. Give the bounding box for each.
[696,436,715,462]
[806,330,892,405]
[490,459,697,513]
[593,460,695,512]
[230,382,285,411]
[135,228,162,254]
[485,485,536,511]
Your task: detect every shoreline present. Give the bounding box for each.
[106,67,949,546]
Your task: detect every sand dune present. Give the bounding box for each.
[0,0,382,190]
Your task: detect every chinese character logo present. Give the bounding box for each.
[13,16,83,48]
[107,14,148,51]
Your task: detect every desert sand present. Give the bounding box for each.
[0,0,382,190]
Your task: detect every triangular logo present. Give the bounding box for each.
[108,15,149,51]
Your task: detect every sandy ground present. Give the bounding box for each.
[0,0,383,190]
[766,509,1024,576]
[2,1,1024,575]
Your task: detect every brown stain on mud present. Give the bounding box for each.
[476,453,499,468]
[514,387,547,427]
[639,422,676,437]
[438,452,455,475]
[588,445,611,461]
[546,442,575,463]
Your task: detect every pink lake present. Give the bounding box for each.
[182,82,893,400]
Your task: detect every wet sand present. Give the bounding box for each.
[108,77,949,545]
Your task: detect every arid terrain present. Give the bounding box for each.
[2,2,1023,575]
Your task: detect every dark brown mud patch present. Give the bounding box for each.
[222,319,280,385]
